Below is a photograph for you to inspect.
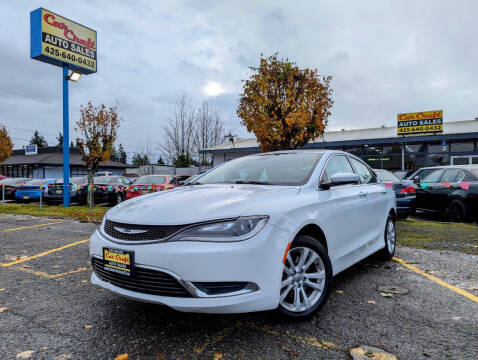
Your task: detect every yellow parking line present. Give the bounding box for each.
[12,266,90,279]
[0,220,67,232]
[1,238,89,267]
[393,256,478,304]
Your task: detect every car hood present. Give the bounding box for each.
[106,184,300,225]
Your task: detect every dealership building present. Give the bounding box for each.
[203,119,478,171]
[0,146,128,179]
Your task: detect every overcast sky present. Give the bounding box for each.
[2,1,477,161]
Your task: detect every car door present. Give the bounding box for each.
[317,154,367,272]
[348,157,388,250]
[435,169,460,210]
[416,169,444,210]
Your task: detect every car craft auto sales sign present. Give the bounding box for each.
[30,8,97,74]
[397,110,443,135]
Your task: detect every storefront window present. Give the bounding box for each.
[382,155,402,171]
[383,143,402,154]
[428,154,449,166]
[450,140,474,152]
[404,154,425,172]
[344,146,362,156]
[404,143,426,153]
[363,144,382,155]
[427,140,449,153]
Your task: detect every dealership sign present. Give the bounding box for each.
[25,145,38,156]
[30,8,97,74]
[397,110,443,135]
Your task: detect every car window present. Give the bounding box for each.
[321,155,354,183]
[441,169,459,183]
[456,171,466,182]
[413,169,438,180]
[349,158,377,184]
[422,169,443,183]
[376,170,400,182]
[199,152,323,186]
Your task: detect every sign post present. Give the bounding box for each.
[30,8,97,207]
[62,65,70,206]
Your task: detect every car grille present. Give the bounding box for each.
[92,257,192,297]
[104,220,184,241]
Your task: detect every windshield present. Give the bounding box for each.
[468,168,478,179]
[197,152,323,186]
[25,179,52,186]
[94,176,117,184]
[376,170,400,182]
[135,176,167,184]
[55,177,87,185]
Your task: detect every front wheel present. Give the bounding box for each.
[448,199,471,223]
[278,235,332,319]
[377,215,396,260]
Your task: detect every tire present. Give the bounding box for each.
[113,192,123,206]
[377,215,396,260]
[448,199,472,223]
[278,235,332,320]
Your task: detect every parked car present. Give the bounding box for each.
[407,166,445,183]
[0,175,6,180]
[15,178,57,202]
[125,175,173,200]
[0,178,28,200]
[90,150,396,319]
[415,165,478,222]
[45,176,87,204]
[374,169,416,219]
[78,176,132,206]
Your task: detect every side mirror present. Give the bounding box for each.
[413,176,421,184]
[320,173,360,190]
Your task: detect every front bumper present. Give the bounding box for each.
[89,222,289,313]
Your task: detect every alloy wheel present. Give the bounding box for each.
[280,246,326,313]
[386,219,396,254]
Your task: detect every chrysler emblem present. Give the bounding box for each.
[114,227,147,234]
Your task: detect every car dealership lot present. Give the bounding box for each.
[0,214,477,360]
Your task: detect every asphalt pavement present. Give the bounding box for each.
[0,214,477,360]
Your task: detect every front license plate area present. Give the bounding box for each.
[103,247,134,276]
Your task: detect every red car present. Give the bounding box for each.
[125,174,191,200]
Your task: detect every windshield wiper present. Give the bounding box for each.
[234,180,273,185]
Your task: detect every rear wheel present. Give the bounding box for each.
[278,235,332,319]
[448,199,471,223]
[114,192,123,205]
[377,215,396,260]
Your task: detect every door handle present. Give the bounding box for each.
[359,191,367,197]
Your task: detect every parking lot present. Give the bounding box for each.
[0,214,477,360]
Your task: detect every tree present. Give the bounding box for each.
[0,125,13,163]
[237,53,333,152]
[157,156,165,165]
[194,101,226,165]
[56,132,63,146]
[117,143,127,164]
[75,101,120,205]
[132,153,149,166]
[160,94,196,167]
[29,130,48,147]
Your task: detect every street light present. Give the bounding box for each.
[66,71,81,82]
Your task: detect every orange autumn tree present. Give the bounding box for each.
[76,101,120,202]
[0,125,14,163]
[237,54,333,151]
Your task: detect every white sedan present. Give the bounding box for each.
[90,150,397,319]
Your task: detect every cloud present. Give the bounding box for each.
[1,0,478,158]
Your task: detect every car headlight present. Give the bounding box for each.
[169,216,269,242]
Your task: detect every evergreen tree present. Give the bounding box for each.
[29,130,48,147]
[56,132,63,146]
[157,156,165,165]
[117,144,127,164]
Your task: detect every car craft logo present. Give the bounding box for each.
[113,227,147,234]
